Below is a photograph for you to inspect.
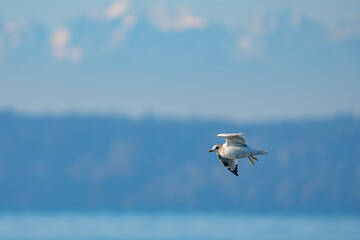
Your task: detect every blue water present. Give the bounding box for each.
[0,212,359,240]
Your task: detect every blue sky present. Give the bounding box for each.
[0,0,360,122]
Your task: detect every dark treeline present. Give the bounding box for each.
[0,111,359,213]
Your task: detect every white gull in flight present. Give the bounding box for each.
[208,133,268,176]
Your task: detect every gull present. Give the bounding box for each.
[208,133,268,176]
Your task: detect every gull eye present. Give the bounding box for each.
[215,146,219,149]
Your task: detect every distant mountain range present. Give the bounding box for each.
[0,110,359,213]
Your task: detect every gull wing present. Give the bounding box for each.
[217,154,238,176]
[217,133,247,146]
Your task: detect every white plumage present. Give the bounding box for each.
[208,133,268,176]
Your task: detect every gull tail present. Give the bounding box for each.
[252,150,269,156]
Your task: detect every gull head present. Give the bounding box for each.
[208,144,222,153]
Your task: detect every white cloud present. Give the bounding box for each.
[105,1,130,20]
[149,5,207,31]
[105,14,138,51]
[50,27,83,61]
[50,28,70,59]
[236,36,263,59]
[236,10,278,59]
[3,19,28,34]
[236,11,266,59]
[328,14,360,41]
[89,1,130,21]
[3,19,28,48]
[249,10,265,35]
[87,1,136,51]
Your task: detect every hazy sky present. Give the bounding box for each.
[0,1,359,122]
[1,0,359,28]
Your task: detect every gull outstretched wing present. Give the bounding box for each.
[217,133,247,147]
[217,154,238,176]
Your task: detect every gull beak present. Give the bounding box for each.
[208,149,213,153]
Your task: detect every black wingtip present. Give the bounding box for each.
[225,164,238,176]
[232,165,238,176]
[228,166,238,176]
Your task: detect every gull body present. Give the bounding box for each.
[208,133,268,176]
